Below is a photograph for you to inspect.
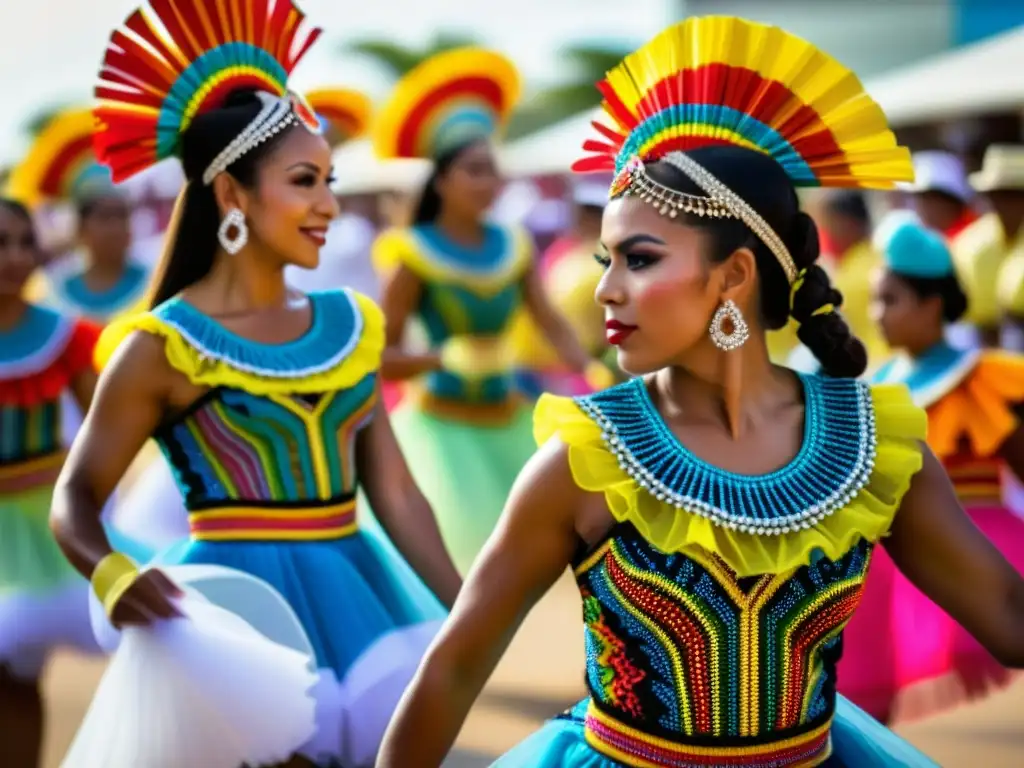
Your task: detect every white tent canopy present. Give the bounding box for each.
[865,25,1024,126]
[499,108,603,178]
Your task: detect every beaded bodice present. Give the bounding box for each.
[144,289,378,512]
[156,375,376,510]
[575,525,871,741]
[567,374,884,746]
[407,223,527,404]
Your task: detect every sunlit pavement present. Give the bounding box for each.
[42,571,1024,767]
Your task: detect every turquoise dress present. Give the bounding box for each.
[0,305,150,678]
[43,256,149,324]
[372,223,538,573]
[496,376,938,767]
[102,288,445,767]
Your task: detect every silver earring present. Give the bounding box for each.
[709,299,749,351]
[217,208,248,254]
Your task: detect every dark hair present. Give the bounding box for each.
[644,145,867,378]
[893,272,969,324]
[412,139,482,225]
[148,89,298,307]
[822,189,870,227]
[0,197,32,222]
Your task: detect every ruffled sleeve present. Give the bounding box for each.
[928,351,1024,458]
[534,383,926,577]
[0,318,101,406]
[95,292,385,396]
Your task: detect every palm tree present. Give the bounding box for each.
[340,33,479,80]
[340,35,633,139]
[22,102,75,138]
[505,42,632,139]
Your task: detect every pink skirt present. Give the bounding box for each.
[838,504,1024,724]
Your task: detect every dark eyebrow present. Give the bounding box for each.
[286,161,321,172]
[601,233,667,252]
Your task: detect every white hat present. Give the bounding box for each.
[572,179,610,208]
[969,144,1024,193]
[901,151,972,202]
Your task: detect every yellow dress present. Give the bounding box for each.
[953,212,1022,331]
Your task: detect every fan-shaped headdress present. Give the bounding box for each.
[575,16,914,284]
[92,0,323,186]
[6,109,116,207]
[306,89,372,149]
[373,48,520,161]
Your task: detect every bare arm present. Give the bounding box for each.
[356,393,461,608]
[50,332,171,577]
[379,264,441,381]
[69,368,98,414]
[884,444,1024,667]
[521,264,591,373]
[377,439,583,766]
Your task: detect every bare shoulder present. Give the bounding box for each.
[98,330,186,407]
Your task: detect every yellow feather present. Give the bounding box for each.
[6,108,96,207]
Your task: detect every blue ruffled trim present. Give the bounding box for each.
[152,288,363,378]
[53,262,149,317]
[0,305,73,378]
[574,374,877,534]
[410,223,517,275]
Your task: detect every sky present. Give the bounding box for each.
[0,0,675,165]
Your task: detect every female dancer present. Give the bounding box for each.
[0,198,149,767]
[7,108,148,325]
[371,49,612,572]
[49,2,460,766]
[838,214,1024,723]
[378,18,1024,767]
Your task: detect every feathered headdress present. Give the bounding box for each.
[373,48,520,160]
[6,109,115,207]
[93,0,323,184]
[573,16,913,284]
[306,89,372,149]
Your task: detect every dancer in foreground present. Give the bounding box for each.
[0,198,149,767]
[378,17,1024,767]
[838,214,1024,722]
[50,2,460,766]
[371,49,612,572]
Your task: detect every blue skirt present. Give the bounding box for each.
[492,698,939,767]
[154,530,445,766]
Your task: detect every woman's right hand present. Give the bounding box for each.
[109,569,185,628]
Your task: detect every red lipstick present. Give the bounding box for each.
[605,319,637,345]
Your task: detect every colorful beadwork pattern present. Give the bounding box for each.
[575,376,876,535]
[575,525,870,746]
[156,372,377,513]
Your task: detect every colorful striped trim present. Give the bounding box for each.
[584,703,832,768]
[188,497,357,541]
[947,457,1003,504]
[0,450,66,492]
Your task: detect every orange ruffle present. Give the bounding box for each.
[928,352,1024,458]
[0,319,101,406]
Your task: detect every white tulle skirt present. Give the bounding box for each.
[65,565,318,768]
[109,456,190,550]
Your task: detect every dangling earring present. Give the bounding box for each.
[709,299,749,351]
[217,208,248,254]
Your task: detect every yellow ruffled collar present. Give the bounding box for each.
[535,377,926,577]
[95,289,384,395]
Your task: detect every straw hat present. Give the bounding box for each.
[969,144,1024,193]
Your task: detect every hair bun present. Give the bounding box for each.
[791,264,867,378]
[790,265,841,325]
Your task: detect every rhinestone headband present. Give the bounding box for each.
[202,91,319,186]
[614,152,799,284]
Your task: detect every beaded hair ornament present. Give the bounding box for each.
[6,108,116,207]
[574,16,914,285]
[373,48,521,161]
[92,0,323,185]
